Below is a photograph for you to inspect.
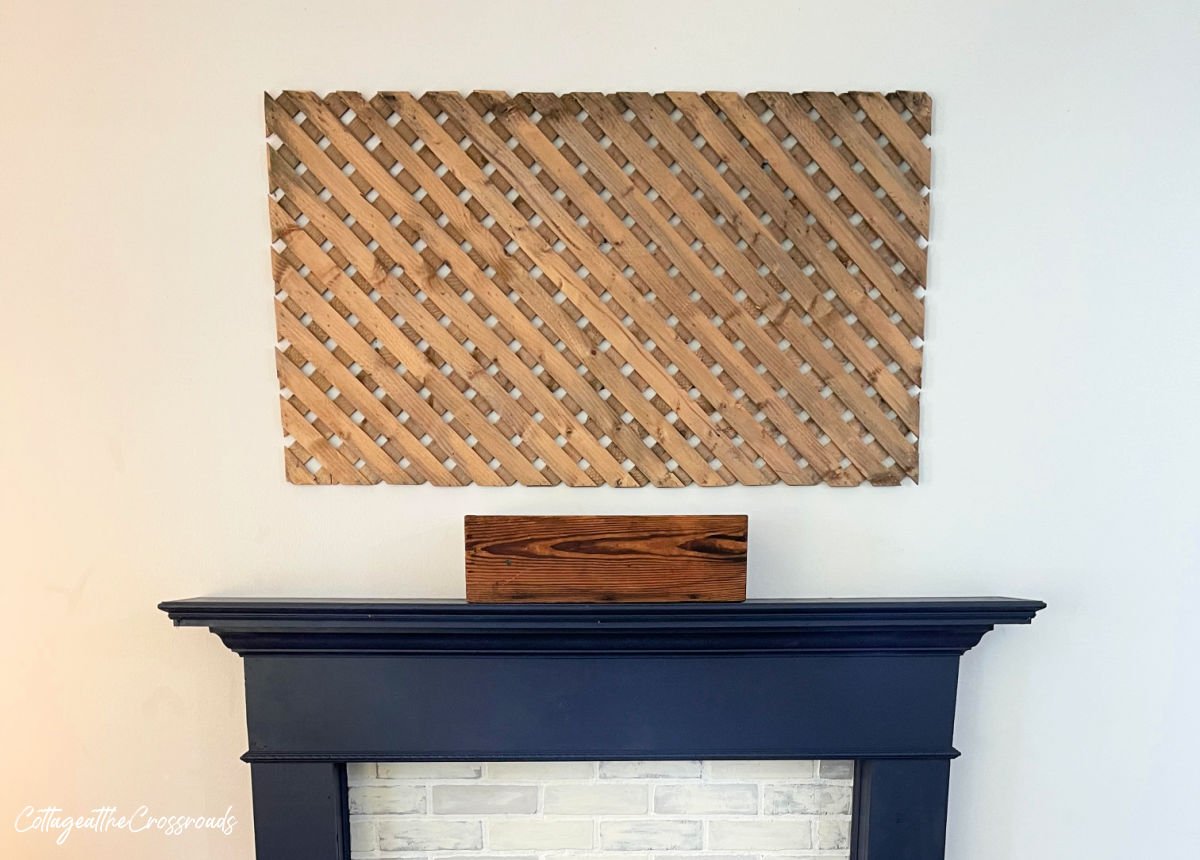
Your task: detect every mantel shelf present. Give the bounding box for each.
[160,596,1044,656]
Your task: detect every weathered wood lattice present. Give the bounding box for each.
[267,90,930,486]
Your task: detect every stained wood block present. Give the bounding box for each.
[464,515,747,603]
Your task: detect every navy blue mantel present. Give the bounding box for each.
[160,597,1045,860]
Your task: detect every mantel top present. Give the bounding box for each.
[160,596,1043,620]
[160,597,1043,655]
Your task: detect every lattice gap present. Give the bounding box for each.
[265,90,931,487]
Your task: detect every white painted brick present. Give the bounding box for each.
[352,761,851,860]
[376,819,481,852]
[709,820,813,851]
[818,818,852,849]
[433,784,538,814]
[347,785,426,815]
[599,820,702,851]
[599,760,702,779]
[377,762,482,779]
[346,762,378,785]
[764,784,853,815]
[486,761,595,780]
[544,784,649,815]
[654,784,757,814]
[708,760,815,780]
[349,819,377,851]
[819,760,854,780]
[488,819,595,850]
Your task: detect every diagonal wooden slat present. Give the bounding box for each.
[524,92,885,483]
[565,92,915,475]
[268,99,612,486]
[327,92,686,487]
[285,93,632,487]
[480,92,844,483]
[272,203,549,486]
[852,92,931,189]
[264,90,931,486]
[279,396,371,484]
[275,301,460,485]
[279,265,508,486]
[275,354,413,483]
[621,92,919,435]
[338,92,700,487]
[269,155,586,486]
[667,92,923,382]
[754,92,926,277]
[806,93,930,236]
[283,443,321,484]
[704,92,925,335]
[397,91,770,483]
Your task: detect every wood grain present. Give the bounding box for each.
[267,91,930,486]
[464,515,747,603]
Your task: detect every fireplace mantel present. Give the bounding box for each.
[161,597,1043,860]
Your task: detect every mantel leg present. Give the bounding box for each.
[250,762,350,860]
[850,758,951,860]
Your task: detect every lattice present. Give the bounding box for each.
[266,91,931,486]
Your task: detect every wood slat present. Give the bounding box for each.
[286,92,634,487]
[341,94,695,487]
[419,91,772,484]
[566,92,913,477]
[264,90,931,486]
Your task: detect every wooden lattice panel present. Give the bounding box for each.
[266,90,931,486]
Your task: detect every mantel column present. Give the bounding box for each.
[250,762,350,860]
[851,758,952,860]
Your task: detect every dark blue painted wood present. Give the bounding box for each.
[160,597,1043,860]
[851,759,951,860]
[159,597,1044,655]
[242,653,961,761]
[249,762,349,860]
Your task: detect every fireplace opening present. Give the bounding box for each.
[346,760,852,860]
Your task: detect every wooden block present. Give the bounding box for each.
[464,515,747,603]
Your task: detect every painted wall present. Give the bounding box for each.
[1,1,1196,857]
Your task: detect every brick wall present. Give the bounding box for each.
[348,761,853,860]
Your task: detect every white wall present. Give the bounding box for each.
[1,1,1196,857]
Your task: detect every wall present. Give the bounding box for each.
[0,0,1196,858]
[346,760,851,859]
